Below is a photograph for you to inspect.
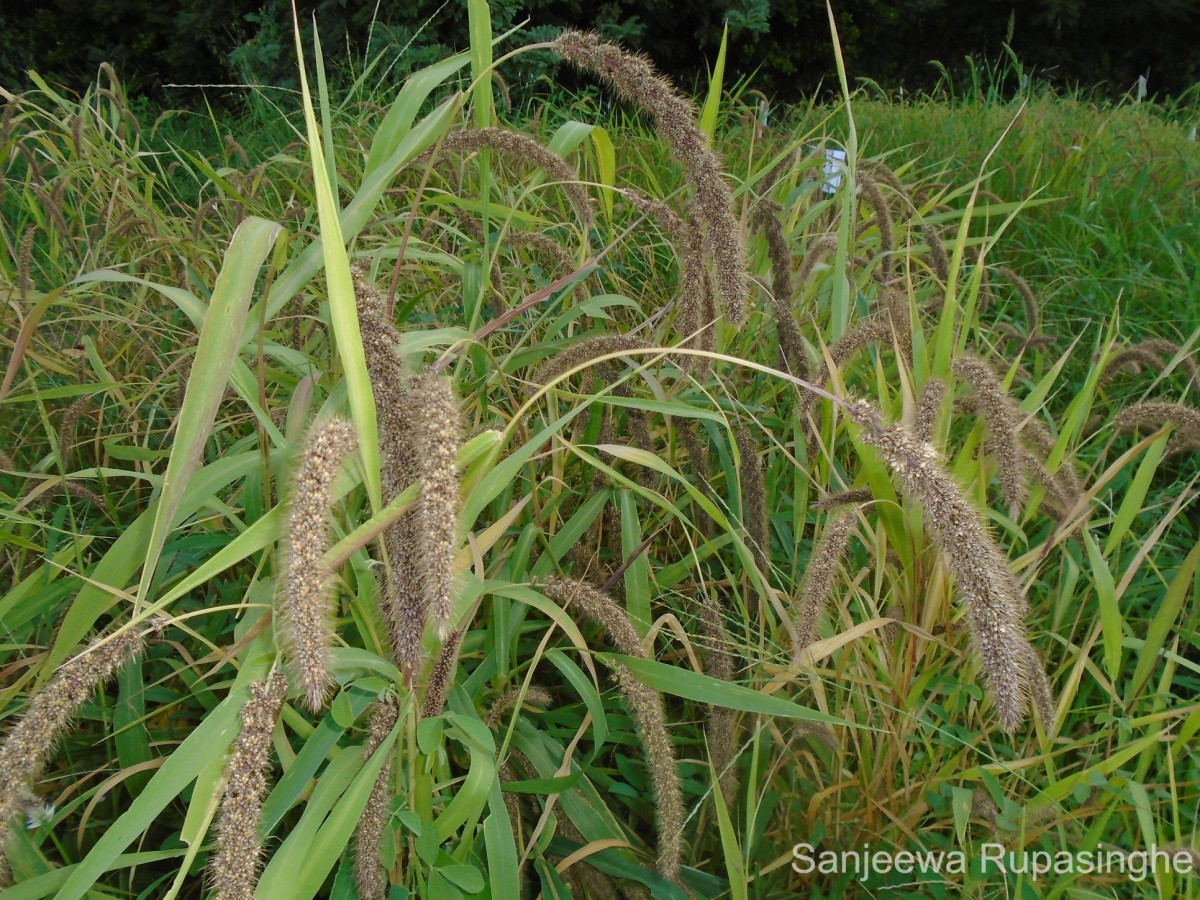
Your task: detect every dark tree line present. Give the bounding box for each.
[2,0,1196,105]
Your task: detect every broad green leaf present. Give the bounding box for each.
[599,654,855,727]
[131,216,281,615]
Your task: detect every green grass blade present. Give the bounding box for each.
[292,8,381,509]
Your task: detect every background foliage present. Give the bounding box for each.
[2,0,1198,105]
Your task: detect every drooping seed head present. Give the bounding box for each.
[539,578,685,882]
[531,334,654,394]
[1113,401,1200,456]
[735,425,768,573]
[0,626,148,888]
[753,201,807,379]
[280,417,358,713]
[915,378,946,445]
[792,512,857,657]
[857,175,895,280]
[922,224,949,281]
[553,30,748,324]
[846,400,1043,733]
[992,266,1041,334]
[209,670,288,900]
[952,355,1028,514]
[353,698,399,900]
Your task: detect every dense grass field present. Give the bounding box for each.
[2,9,1199,898]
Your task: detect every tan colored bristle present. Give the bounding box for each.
[792,512,856,657]
[874,285,913,360]
[17,226,33,304]
[280,417,358,713]
[353,267,414,660]
[422,128,594,230]
[696,593,738,804]
[353,698,399,900]
[485,686,555,728]
[223,134,249,168]
[862,159,909,199]
[800,318,898,422]
[993,266,1041,333]
[922,224,949,281]
[539,577,685,883]
[858,175,895,280]
[796,234,839,289]
[1101,339,1199,384]
[679,418,714,535]
[994,322,1056,353]
[422,628,464,718]
[492,71,513,113]
[1114,401,1200,455]
[846,400,1043,733]
[210,670,288,900]
[616,187,713,372]
[915,378,946,444]
[952,356,1028,514]
[1016,414,1083,503]
[553,30,748,324]
[0,626,148,888]
[56,395,90,466]
[1020,643,1057,730]
[735,426,768,573]
[407,369,463,648]
[812,489,873,511]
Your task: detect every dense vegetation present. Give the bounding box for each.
[1,4,1199,898]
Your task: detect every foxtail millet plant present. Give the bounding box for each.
[406,369,464,647]
[792,511,858,659]
[422,627,465,718]
[552,29,748,324]
[353,698,400,900]
[800,318,903,423]
[1101,338,1199,384]
[279,417,359,713]
[915,378,947,445]
[952,355,1031,514]
[991,265,1042,334]
[857,175,895,280]
[796,234,840,291]
[618,187,718,370]
[539,577,686,884]
[753,200,808,378]
[696,592,739,804]
[209,670,288,900]
[736,425,769,573]
[0,626,150,887]
[1113,401,1200,455]
[921,223,949,282]
[531,333,656,392]
[813,488,875,511]
[846,400,1049,732]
